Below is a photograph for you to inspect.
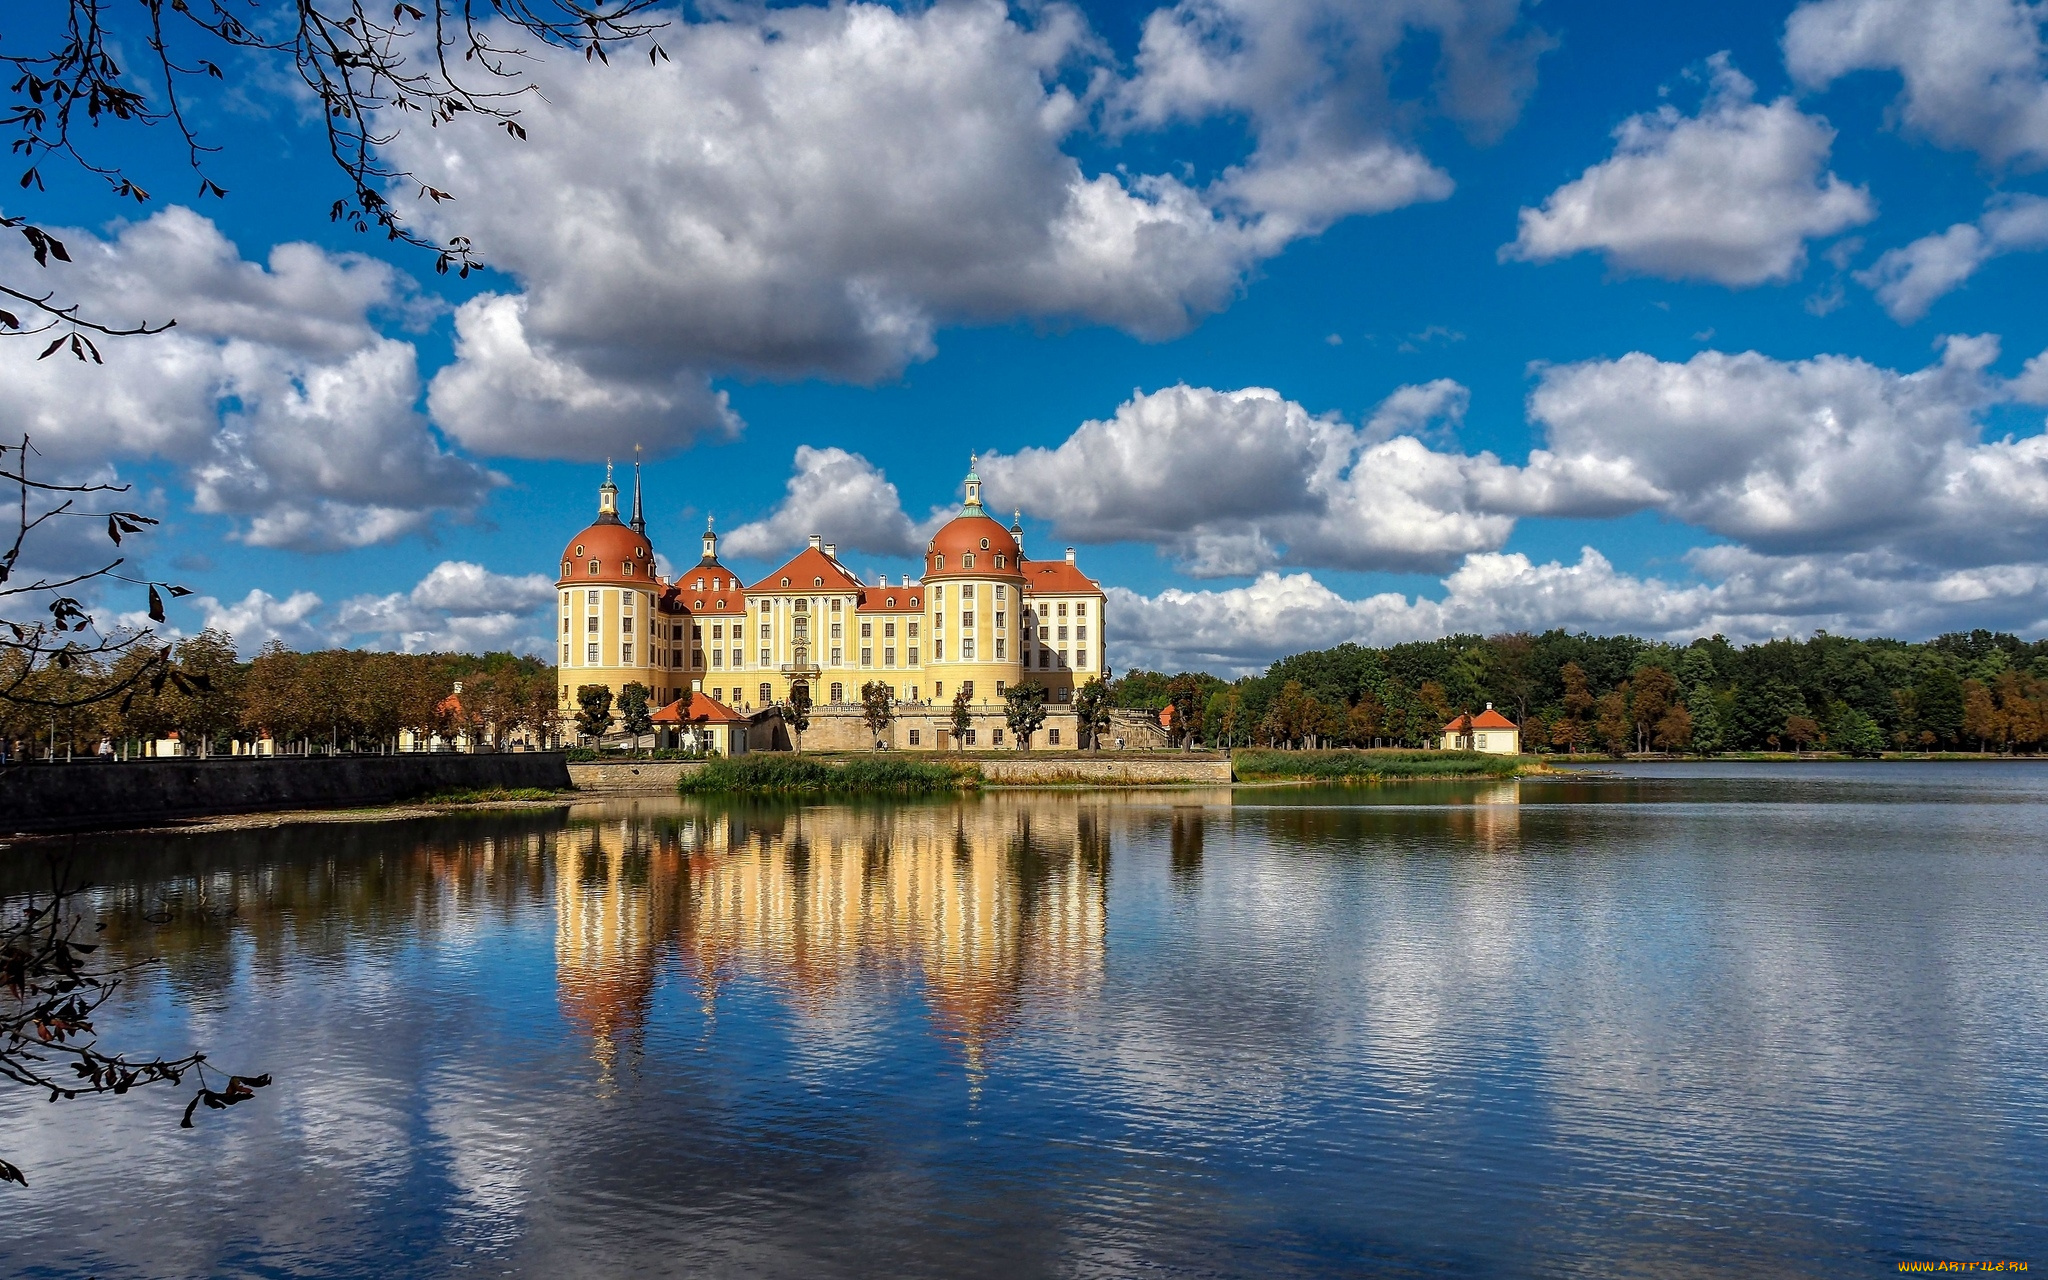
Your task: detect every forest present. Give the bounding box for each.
[2,633,558,756]
[1110,629,2048,755]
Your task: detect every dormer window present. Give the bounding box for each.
[886,596,895,608]
[995,554,1005,568]
[980,538,990,550]
[574,544,585,557]
[588,561,600,575]
[624,562,635,575]
[562,561,571,577]
[934,554,944,569]
[781,576,791,587]
[696,578,705,590]
[636,546,646,558]
[814,576,824,586]
[963,553,974,569]
[716,599,725,610]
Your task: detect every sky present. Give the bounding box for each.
[8,0,2048,675]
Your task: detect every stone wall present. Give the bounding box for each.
[977,754,1232,785]
[0,752,574,835]
[793,703,1088,751]
[567,760,706,793]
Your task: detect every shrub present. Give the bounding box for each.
[1231,748,1522,782]
[678,754,978,795]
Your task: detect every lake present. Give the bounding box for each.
[3,762,2044,1277]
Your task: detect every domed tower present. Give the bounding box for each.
[556,462,663,737]
[922,456,1026,720]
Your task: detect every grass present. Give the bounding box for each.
[1231,748,1527,782]
[413,786,567,804]
[677,754,981,796]
[564,747,707,762]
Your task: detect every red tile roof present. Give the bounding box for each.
[652,692,748,725]
[750,545,862,593]
[1022,557,1101,594]
[856,586,923,612]
[1443,708,1518,732]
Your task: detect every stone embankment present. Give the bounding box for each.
[567,760,706,793]
[0,752,573,835]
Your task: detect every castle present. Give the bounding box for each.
[555,458,1108,749]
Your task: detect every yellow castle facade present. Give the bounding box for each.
[555,458,1109,746]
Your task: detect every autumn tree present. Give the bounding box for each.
[1784,714,1821,753]
[1073,678,1109,749]
[1629,666,1679,753]
[860,680,894,747]
[1002,682,1048,750]
[575,685,614,741]
[1595,688,1631,757]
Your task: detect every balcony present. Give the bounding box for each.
[780,663,821,676]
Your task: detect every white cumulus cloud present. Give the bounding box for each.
[1504,54,1873,285]
[1856,194,2048,321]
[395,1,1547,459]
[0,209,498,551]
[1786,0,2048,167]
[720,446,937,563]
[335,561,557,654]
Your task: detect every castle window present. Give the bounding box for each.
[781,577,790,587]
[1077,650,1088,668]
[934,554,944,569]
[673,649,683,667]
[586,643,599,664]
[995,586,1006,601]
[814,576,823,586]
[963,681,974,698]
[712,651,722,668]
[884,622,895,637]
[575,544,585,557]
[830,647,842,665]
[712,624,723,640]
[693,625,703,640]
[562,644,570,664]
[622,643,634,664]
[995,611,1005,629]
[933,641,943,661]
[995,639,1005,658]
[696,578,705,591]
[587,616,599,633]
[1076,627,1087,642]
[885,647,896,666]
[636,546,646,558]
[995,555,1004,568]
[795,599,808,612]
[588,590,599,605]
[980,538,990,550]
[963,638,977,660]
[861,622,872,638]
[885,597,895,608]
[961,611,974,630]
[760,683,772,704]
[588,561,599,575]
[1058,602,1067,616]
[830,683,844,703]
[716,599,725,610]
[1039,649,1050,669]
[1076,602,1087,616]
[861,648,872,666]
[993,727,1004,745]
[909,647,919,665]
[907,622,919,637]
[908,729,921,746]
[562,617,570,634]
[963,553,974,568]
[760,648,770,665]
[831,598,842,613]
[1057,687,1070,703]
[830,622,842,640]
[1049,729,1060,744]
[563,561,571,577]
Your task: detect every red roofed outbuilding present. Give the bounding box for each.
[1440,705,1520,755]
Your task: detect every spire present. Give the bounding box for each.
[629,445,645,533]
[597,460,620,522]
[962,454,984,515]
[702,514,717,563]
[1010,509,1024,556]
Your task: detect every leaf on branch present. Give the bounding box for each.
[0,1157,24,1186]
[148,585,165,623]
[108,515,121,545]
[36,337,64,360]
[21,226,70,266]
[499,120,526,141]
[199,180,228,199]
[0,310,17,330]
[168,585,191,597]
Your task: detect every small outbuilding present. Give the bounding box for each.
[653,689,751,756]
[1440,705,1520,755]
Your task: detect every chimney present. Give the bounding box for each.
[824,542,836,559]
[808,534,822,551]
[1065,546,1076,564]
[1486,702,1494,710]
[692,678,702,693]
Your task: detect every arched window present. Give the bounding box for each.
[780,576,790,587]
[562,561,571,577]
[588,560,600,575]
[813,576,823,586]
[994,554,1005,568]
[963,553,974,569]
[886,596,895,608]
[934,554,944,569]
[624,562,635,575]
[715,599,725,610]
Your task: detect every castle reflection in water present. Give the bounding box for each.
[554,794,1140,1073]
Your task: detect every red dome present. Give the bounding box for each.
[559,518,656,585]
[924,513,1021,578]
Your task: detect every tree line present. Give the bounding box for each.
[1111,629,2048,756]
[2,631,559,756]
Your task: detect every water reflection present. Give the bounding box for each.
[552,795,1116,1076]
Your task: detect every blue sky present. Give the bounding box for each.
[9,0,2048,672]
